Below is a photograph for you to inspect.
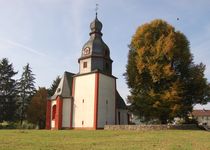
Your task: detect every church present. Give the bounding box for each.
[46,14,129,130]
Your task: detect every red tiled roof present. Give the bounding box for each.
[192,110,210,116]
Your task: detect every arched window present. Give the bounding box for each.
[52,105,56,120]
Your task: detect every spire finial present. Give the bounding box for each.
[95,3,99,17]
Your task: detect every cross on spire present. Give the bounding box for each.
[95,3,99,17]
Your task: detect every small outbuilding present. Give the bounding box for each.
[192,109,210,126]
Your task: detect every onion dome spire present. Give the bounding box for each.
[90,3,102,36]
[90,16,102,35]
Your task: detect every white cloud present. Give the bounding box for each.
[0,39,45,56]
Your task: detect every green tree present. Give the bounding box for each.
[17,63,36,124]
[47,76,61,96]
[124,19,210,124]
[27,87,47,129]
[0,58,18,122]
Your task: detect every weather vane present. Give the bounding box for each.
[95,3,99,16]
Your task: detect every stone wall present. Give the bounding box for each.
[104,124,199,131]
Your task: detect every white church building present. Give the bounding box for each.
[46,14,129,130]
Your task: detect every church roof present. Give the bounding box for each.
[50,71,74,100]
[192,109,210,116]
[116,91,127,109]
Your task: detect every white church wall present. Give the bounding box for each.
[73,73,95,128]
[98,73,116,128]
[51,100,57,128]
[62,98,71,128]
[79,58,91,74]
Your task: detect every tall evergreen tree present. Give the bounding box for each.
[47,76,61,96]
[17,63,36,123]
[124,19,210,123]
[0,58,18,122]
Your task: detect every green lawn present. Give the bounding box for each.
[0,130,209,150]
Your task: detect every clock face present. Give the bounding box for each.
[83,47,90,55]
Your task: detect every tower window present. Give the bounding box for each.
[83,62,87,68]
[105,50,108,56]
[106,63,109,70]
[106,100,108,104]
[104,50,109,56]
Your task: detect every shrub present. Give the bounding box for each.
[0,121,36,129]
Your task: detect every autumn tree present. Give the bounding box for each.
[0,58,18,122]
[124,19,210,124]
[17,63,36,124]
[27,87,47,129]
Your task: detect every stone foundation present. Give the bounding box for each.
[104,124,199,131]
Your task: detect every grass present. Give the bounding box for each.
[0,130,210,150]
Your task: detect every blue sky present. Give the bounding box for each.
[0,0,210,109]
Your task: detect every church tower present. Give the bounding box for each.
[72,14,116,129]
[78,14,112,75]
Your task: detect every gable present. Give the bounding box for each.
[50,71,75,100]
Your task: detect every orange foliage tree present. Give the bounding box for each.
[27,87,47,128]
[124,19,210,124]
